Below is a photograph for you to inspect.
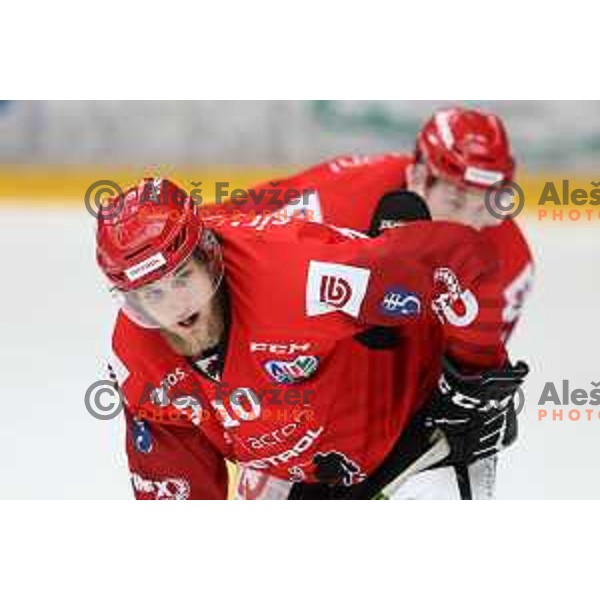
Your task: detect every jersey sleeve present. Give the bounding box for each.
[124,408,229,500]
[297,220,508,370]
[489,220,535,344]
[109,315,229,500]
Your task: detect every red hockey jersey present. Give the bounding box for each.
[208,153,534,348]
[111,213,505,499]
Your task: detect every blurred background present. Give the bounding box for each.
[1,100,598,498]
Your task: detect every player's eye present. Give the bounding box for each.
[173,269,192,287]
[142,287,164,303]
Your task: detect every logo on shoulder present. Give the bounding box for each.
[380,287,421,317]
[306,260,371,317]
[264,355,319,385]
[432,267,479,327]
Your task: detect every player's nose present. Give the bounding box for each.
[167,290,193,320]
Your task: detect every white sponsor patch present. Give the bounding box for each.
[124,252,167,282]
[306,260,371,317]
[464,166,504,186]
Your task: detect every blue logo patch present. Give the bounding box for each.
[264,355,319,385]
[132,418,153,453]
[380,287,421,317]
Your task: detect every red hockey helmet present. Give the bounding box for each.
[415,107,515,189]
[96,178,223,327]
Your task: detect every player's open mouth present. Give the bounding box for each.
[177,312,200,328]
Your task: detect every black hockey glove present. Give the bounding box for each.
[424,357,529,465]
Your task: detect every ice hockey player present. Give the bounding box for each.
[219,107,534,499]
[97,176,528,500]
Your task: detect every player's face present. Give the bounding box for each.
[133,257,218,336]
[425,178,500,229]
